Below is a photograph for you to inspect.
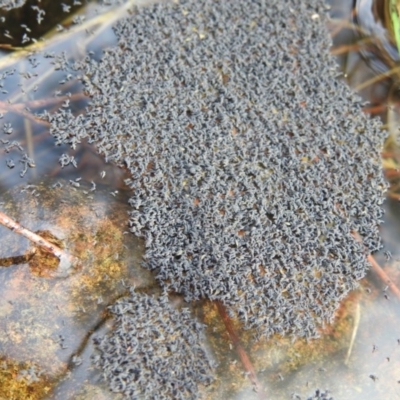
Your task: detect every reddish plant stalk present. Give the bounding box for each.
[0,210,78,267]
[353,231,400,300]
[216,300,267,399]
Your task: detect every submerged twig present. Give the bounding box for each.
[216,301,267,399]
[366,252,400,300]
[354,65,400,91]
[353,231,400,300]
[7,93,86,111]
[363,104,388,115]
[0,102,50,126]
[330,37,374,56]
[0,210,80,270]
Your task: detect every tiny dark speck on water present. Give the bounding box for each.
[369,374,378,382]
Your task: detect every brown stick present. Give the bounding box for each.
[383,170,400,179]
[381,151,400,158]
[0,210,79,270]
[0,92,87,111]
[352,231,400,300]
[216,300,267,399]
[363,104,387,115]
[8,107,50,127]
[330,43,364,56]
[366,253,400,300]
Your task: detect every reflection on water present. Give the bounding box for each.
[0,0,85,48]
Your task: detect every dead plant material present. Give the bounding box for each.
[0,210,80,271]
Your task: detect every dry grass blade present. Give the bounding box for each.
[344,301,361,365]
[354,65,400,91]
[330,37,375,55]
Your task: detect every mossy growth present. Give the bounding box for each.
[0,359,52,400]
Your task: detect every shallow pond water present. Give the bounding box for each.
[0,179,154,399]
[0,1,399,399]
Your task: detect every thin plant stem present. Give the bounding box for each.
[327,17,372,37]
[363,104,388,115]
[21,64,36,180]
[366,253,400,299]
[330,37,375,56]
[0,210,80,270]
[0,103,50,126]
[387,192,400,200]
[355,65,400,91]
[16,92,86,110]
[216,300,267,399]
[381,151,400,157]
[353,231,400,300]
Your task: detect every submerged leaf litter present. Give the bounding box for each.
[0,0,389,398]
